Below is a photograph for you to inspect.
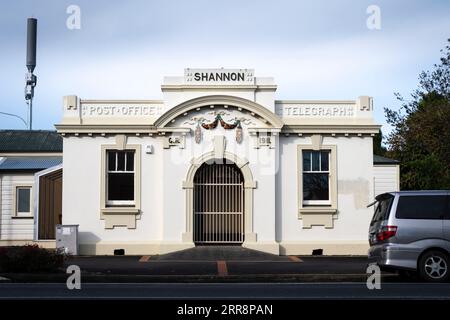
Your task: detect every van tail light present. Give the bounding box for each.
[376,226,397,242]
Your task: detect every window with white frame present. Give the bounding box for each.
[302,150,331,205]
[16,186,32,216]
[106,150,135,206]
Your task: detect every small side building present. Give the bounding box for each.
[0,130,62,247]
[373,154,400,196]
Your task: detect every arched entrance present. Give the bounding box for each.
[193,160,244,244]
[182,151,257,245]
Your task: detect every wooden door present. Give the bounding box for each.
[38,169,62,239]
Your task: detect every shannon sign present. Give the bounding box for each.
[185,68,254,84]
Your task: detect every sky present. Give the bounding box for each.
[0,0,449,137]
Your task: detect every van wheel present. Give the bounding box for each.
[418,250,449,282]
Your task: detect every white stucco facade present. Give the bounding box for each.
[55,68,382,255]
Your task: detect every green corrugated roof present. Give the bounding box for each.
[373,154,400,164]
[0,130,62,153]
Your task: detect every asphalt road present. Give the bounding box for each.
[0,282,449,300]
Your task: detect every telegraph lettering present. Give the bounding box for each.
[284,105,354,117]
[194,72,245,82]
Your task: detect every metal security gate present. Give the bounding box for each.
[194,161,244,244]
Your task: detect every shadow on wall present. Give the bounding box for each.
[76,232,101,255]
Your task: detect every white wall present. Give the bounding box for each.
[250,144,277,242]
[62,124,377,254]
[277,136,374,243]
[373,165,400,196]
[62,135,165,245]
[0,173,35,240]
[60,88,378,254]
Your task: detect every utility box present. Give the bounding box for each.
[56,224,79,255]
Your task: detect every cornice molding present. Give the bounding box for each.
[281,124,381,134]
[275,100,355,104]
[161,85,277,91]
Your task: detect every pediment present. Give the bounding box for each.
[171,107,269,130]
[154,95,284,129]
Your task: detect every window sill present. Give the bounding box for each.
[100,207,140,229]
[298,207,337,229]
[299,207,337,214]
[11,216,34,219]
[101,207,140,215]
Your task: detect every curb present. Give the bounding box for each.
[0,273,399,283]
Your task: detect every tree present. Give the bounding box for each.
[384,39,450,190]
[373,129,387,156]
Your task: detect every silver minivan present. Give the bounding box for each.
[368,190,450,282]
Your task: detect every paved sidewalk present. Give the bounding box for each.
[63,246,370,276]
[1,246,401,283]
[64,246,379,278]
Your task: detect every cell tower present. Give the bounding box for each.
[24,18,37,130]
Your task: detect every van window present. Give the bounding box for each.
[396,195,447,219]
[448,197,450,219]
[371,195,394,225]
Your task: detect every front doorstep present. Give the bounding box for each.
[77,241,282,255]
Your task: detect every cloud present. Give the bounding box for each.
[1,0,449,131]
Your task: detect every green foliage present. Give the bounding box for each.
[0,244,65,273]
[384,39,450,190]
[373,129,387,156]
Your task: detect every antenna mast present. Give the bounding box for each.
[25,18,37,130]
